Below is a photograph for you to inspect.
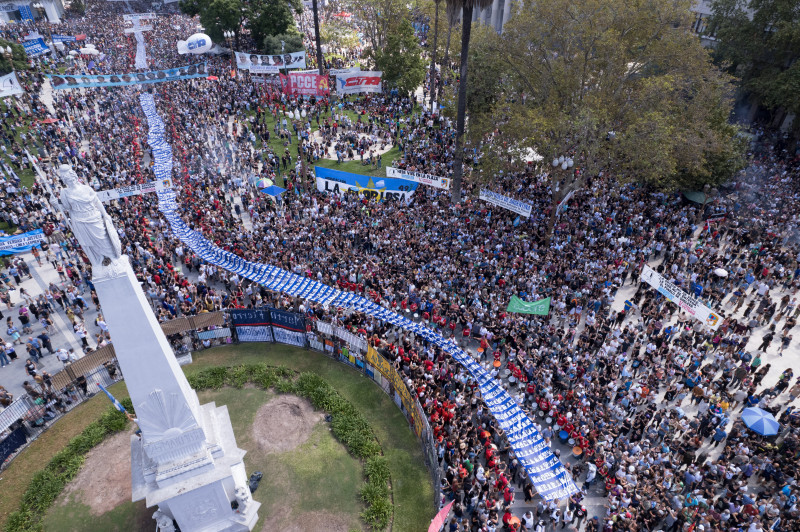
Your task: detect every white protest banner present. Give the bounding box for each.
[329,66,360,76]
[250,64,280,75]
[97,179,172,202]
[335,71,382,95]
[0,73,24,99]
[124,25,153,33]
[123,13,156,21]
[640,264,721,330]
[556,189,575,215]
[235,51,306,70]
[386,166,450,190]
[479,189,533,218]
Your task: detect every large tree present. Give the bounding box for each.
[371,19,427,96]
[708,0,800,123]
[447,0,493,203]
[471,0,744,235]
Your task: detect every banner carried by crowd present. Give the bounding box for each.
[52,34,77,43]
[0,73,24,99]
[479,189,534,218]
[0,229,45,255]
[96,179,172,202]
[386,166,450,190]
[123,12,156,21]
[235,51,306,71]
[279,70,329,96]
[507,296,551,315]
[315,166,418,202]
[230,308,274,342]
[329,66,360,75]
[22,39,49,57]
[640,265,722,330]
[142,92,578,502]
[335,71,382,95]
[48,63,207,90]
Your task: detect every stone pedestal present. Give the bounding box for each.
[93,257,260,531]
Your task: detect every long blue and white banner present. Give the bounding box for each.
[0,229,45,255]
[479,189,533,218]
[48,63,208,90]
[22,39,49,57]
[140,93,578,501]
[52,34,77,43]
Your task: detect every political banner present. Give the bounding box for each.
[315,166,417,202]
[250,64,280,75]
[280,71,329,96]
[230,308,274,342]
[334,325,367,353]
[124,25,153,33]
[123,12,156,21]
[507,296,550,315]
[22,39,49,57]
[386,166,450,190]
[640,265,721,330]
[0,72,24,99]
[0,229,45,255]
[52,34,76,43]
[235,51,306,71]
[335,71,382,95]
[140,91,577,502]
[97,179,172,202]
[366,346,424,436]
[134,32,148,69]
[329,66,360,76]
[479,189,533,218]
[269,308,306,347]
[48,63,207,90]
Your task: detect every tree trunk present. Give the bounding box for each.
[439,24,452,103]
[451,4,474,204]
[312,0,324,75]
[429,1,440,112]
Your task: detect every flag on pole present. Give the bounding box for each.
[428,501,454,532]
[97,382,127,413]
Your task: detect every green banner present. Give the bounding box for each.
[507,296,551,315]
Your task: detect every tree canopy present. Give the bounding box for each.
[0,40,28,76]
[370,19,426,96]
[708,0,800,120]
[179,0,301,50]
[469,0,744,196]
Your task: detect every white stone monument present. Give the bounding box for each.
[59,165,260,531]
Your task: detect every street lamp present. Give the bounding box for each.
[223,30,235,73]
[3,46,13,71]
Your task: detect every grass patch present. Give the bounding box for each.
[42,499,150,532]
[315,146,400,179]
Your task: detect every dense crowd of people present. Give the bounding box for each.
[1,1,800,531]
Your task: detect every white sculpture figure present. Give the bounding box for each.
[58,164,122,267]
[153,509,176,532]
[235,486,251,514]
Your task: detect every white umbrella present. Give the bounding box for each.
[79,48,100,55]
[713,267,728,277]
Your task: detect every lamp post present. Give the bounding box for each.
[3,45,14,72]
[223,30,235,76]
[551,154,574,219]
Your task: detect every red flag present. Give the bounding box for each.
[428,501,454,532]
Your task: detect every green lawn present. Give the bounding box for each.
[188,344,435,532]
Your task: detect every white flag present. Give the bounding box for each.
[0,73,24,99]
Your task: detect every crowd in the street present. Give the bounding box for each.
[1,1,800,531]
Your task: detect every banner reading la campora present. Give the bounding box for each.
[315,166,417,202]
[640,265,721,329]
[507,296,551,315]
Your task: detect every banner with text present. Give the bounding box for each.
[0,229,45,255]
[640,265,721,330]
[329,66,360,76]
[366,346,424,436]
[315,166,417,202]
[479,189,533,218]
[123,12,156,21]
[230,308,273,342]
[507,296,551,315]
[22,39,49,57]
[235,51,306,71]
[335,71,382,95]
[269,308,306,347]
[49,64,207,90]
[97,179,172,202]
[280,70,329,96]
[386,166,450,190]
[52,34,77,43]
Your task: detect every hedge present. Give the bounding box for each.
[5,398,132,532]
[188,364,394,530]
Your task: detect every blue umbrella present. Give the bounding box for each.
[741,407,779,436]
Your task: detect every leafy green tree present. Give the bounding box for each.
[263,34,304,55]
[0,40,28,75]
[180,0,300,49]
[246,0,302,47]
[708,0,800,120]
[472,0,745,236]
[348,0,407,52]
[372,19,426,96]
[179,0,243,44]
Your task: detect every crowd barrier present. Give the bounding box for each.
[0,308,443,511]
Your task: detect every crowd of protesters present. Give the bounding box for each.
[0,1,799,531]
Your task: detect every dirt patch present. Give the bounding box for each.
[261,509,352,532]
[251,395,324,453]
[60,431,133,516]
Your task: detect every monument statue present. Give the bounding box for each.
[58,164,122,267]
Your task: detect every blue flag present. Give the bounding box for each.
[97,382,127,413]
